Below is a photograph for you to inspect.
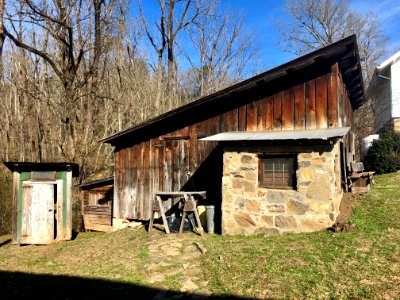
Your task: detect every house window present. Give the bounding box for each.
[258,155,296,189]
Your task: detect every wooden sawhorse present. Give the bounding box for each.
[148,191,206,235]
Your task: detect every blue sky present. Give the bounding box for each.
[132,0,400,72]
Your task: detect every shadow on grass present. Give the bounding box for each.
[0,271,250,299]
[0,239,11,248]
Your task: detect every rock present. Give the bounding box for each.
[297,168,314,182]
[245,200,261,213]
[194,242,207,254]
[275,215,297,228]
[180,279,199,292]
[267,205,285,213]
[234,212,256,227]
[287,200,309,215]
[242,180,256,193]
[241,154,255,165]
[244,171,257,181]
[266,191,287,203]
[147,273,165,283]
[261,215,273,226]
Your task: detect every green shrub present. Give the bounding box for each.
[364,131,400,174]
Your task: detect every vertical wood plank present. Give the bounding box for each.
[273,92,282,130]
[247,101,257,131]
[294,83,306,130]
[189,125,197,173]
[305,79,316,129]
[257,98,266,131]
[315,74,328,128]
[135,144,143,220]
[113,151,120,219]
[238,105,247,131]
[265,96,273,130]
[66,171,72,240]
[328,63,339,128]
[282,89,294,130]
[56,180,63,240]
[132,147,138,218]
[143,141,151,219]
[164,140,173,192]
[225,109,238,131]
[158,141,165,192]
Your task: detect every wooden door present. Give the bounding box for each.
[21,182,55,244]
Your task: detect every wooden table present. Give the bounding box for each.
[148,191,206,235]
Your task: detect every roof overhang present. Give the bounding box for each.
[377,51,400,71]
[3,162,79,177]
[101,35,363,145]
[200,127,350,142]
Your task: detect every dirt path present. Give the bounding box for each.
[144,233,212,299]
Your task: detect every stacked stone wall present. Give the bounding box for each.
[222,142,343,235]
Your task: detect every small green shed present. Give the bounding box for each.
[4,162,79,245]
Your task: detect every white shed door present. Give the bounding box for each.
[21,182,54,244]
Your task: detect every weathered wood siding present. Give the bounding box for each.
[114,63,354,221]
[82,184,113,232]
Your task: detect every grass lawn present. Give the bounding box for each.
[0,172,399,299]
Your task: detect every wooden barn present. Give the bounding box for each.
[101,36,364,235]
[4,162,79,244]
[79,177,113,232]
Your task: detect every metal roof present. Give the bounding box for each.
[101,35,364,145]
[199,127,350,142]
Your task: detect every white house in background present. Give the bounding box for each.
[370,51,400,133]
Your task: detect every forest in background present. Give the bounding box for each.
[0,0,389,234]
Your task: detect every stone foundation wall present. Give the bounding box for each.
[222,142,343,235]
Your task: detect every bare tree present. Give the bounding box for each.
[0,0,5,82]
[182,1,261,97]
[276,0,388,83]
[138,0,199,111]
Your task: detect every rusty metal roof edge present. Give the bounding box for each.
[199,127,351,141]
[100,35,361,144]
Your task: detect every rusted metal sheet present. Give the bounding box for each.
[200,127,350,141]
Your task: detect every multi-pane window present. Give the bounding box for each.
[259,156,296,189]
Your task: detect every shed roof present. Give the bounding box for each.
[101,35,364,145]
[78,177,114,190]
[377,51,400,71]
[3,162,79,177]
[200,127,350,142]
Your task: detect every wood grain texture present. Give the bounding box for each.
[282,89,294,130]
[305,79,316,129]
[112,68,356,221]
[273,92,282,130]
[316,75,328,128]
[328,63,338,128]
[294,83,305,130]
